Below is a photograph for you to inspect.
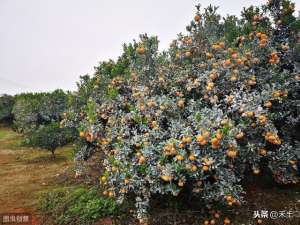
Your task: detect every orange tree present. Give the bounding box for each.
[62,0,299,223]
[12,89,69,133]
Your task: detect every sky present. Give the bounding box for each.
[0,0,299,95]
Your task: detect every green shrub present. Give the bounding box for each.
[0,94,15,123]
[12,89,69,133]
[27,122,76,157]
[39,187,119,225]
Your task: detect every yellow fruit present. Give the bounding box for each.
[178,180,184,187]
[196,135,205,143]
[227,149,237,159]
[139,156,145,164]
[246,111,254,118]
[176,155,184,161]
[79,131,85,138]
[189,155,196,161]
[191,165,198,172]
[224,217,231,224]
[136,47,145,54]
[203,131,210,138]
[202,165,209,171]
[112,166,118,172]
[185,51,192,58]
[101,176,107,182]
[177,99,185,108]
[161,175,172,182]
[182,136,192,144]
[216,132,222,140]
[235,132,244,140]
[211,137,219,145]
[264,101,272,108]
[224,59,232,67]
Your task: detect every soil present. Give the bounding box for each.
[0,126,74,225]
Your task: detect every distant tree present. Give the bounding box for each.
[0,94,15,123]
[27,122,75,158]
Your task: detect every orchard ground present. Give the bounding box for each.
[0,125,300,225]
[0,125,75,224]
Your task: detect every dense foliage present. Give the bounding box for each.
[27,122,76,157]
[12,89,69,133]
[0,94,15,123]
[62,0,300,223]
[39,188,119,225]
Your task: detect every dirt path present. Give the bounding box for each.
[0,127,74,225]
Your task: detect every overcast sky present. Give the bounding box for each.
[0,0,299,95]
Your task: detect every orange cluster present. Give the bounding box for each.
[227,148,238,159]
[211,131,222,149]
[196,132,210,145]
[163,143,177,156]
[206,82,214,92]
[256,32,268,48]
[264,132,281,145]
[258,115,268,125]
[269,52,280,64]
[212,42,225,51]
[225,195,237,206]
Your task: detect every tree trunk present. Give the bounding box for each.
[51,149,56,159]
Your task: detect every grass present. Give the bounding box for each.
[39,187,119,225]
[0,126,75,215]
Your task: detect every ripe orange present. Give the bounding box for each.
[224,59,232,67]
[191,165,198,172]
[236,58,242,65]
[161,175,172,182]
[202,165,209,171]
[203,131,210,138]
[177,99,185,108]
[227,149,237,159]
[176,155,184,161]
[189,155,196,161]
[79,131,85,138]
[185,51,192,57]
[136,47,145,54]
[194,15,201,22]
[139,156,145,164]
[224,217,231,224]
[216,132,222,140]
[264,101,272,108]
[196,135,205,143]
[178,180,184,187]
[235,132,244,140]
